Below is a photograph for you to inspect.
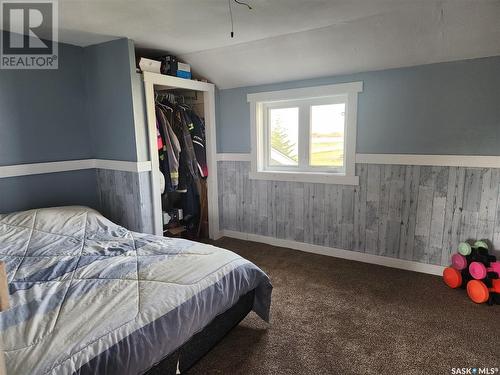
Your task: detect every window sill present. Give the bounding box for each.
[248,171,359,185]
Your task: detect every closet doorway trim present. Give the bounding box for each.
[143,72,220,240]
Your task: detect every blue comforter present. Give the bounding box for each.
[0,206,272,374]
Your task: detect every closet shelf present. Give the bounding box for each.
[142,71,214,92]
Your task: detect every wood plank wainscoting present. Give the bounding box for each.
[217,159,500,271]
[96,169,154,234]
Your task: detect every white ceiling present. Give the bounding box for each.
[54,0,500,88]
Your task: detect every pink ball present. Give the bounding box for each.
[451,253,467,270]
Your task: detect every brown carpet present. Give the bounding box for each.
[187,238,499,375]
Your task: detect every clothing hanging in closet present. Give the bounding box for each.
[154,93,208,237]
[156,107,181,191]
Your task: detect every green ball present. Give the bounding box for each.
[458,242,472,256]
[473,240,488,250]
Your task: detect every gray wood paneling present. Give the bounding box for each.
[365,164,380,254]
[218,161,500,266]
[353,164,367,252]
[96,169,154,233]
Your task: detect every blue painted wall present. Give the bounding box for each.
[217,56,500,155]
[0,36,137,213]
[84,38,139,162]
[0,33,92,166]
[0,170,98,212]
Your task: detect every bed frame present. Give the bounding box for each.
[145,289,256,375]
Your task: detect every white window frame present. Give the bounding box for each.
[247,82,363,185]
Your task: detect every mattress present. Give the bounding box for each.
[0,206,272,375]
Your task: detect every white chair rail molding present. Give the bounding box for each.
[247,82,363,185]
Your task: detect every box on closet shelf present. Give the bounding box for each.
[160,55,192,79]
[176,62,192,79]
[138,58,161,74]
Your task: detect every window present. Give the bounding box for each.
[248,82,362,185]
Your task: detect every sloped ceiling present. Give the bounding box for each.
[50,1,500,88]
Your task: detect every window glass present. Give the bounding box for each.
[310,103,345,168]
[269,107,299,166]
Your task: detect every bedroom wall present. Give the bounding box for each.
[97,169,153,234]
[216,55,500,268]
[218,161,500,267]
[0,170,98,213]
[216,56,500,155]
[0,34,92,165]
[84,38,154,232]
[84,38,141,162]
[0,35,153,232]
[0,34,99,212]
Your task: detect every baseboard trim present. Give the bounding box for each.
[0,159,152,178]
[221,230,445,276]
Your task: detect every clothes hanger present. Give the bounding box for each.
[165,92,176,104]
[155,92,175,113]
[157,101,173,112]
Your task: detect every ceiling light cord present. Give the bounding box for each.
[234,0,252,10]
[228,0,252,38]
[228,0,234,38]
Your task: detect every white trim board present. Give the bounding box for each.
[356,153,500,168]
[217,153,500,169]
[0,159,152,178]
[248,170,359,185]
[143,71,214,92]
[94,159,152,173]
[216,153,252,162]
[0,159,94,179]
[246,82,363,103]
[221,230,445,276]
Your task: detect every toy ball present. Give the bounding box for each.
[467,280,489,304]
[451,253,467,270]
[443,267,462,289]
[469,261,500,280]
[473,240,489,250]
[458,242,472,256]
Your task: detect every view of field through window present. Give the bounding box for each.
[310,103,345,167]
[269,103,345,168]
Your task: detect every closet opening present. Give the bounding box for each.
[143,73,219,241]
[156,89,208,240]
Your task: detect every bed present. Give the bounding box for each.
[0,206,272,374]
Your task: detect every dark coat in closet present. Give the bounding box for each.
[155,110,173,192]
[188,110,208,178]
[156,106,181,190]
[173,107,199,191]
